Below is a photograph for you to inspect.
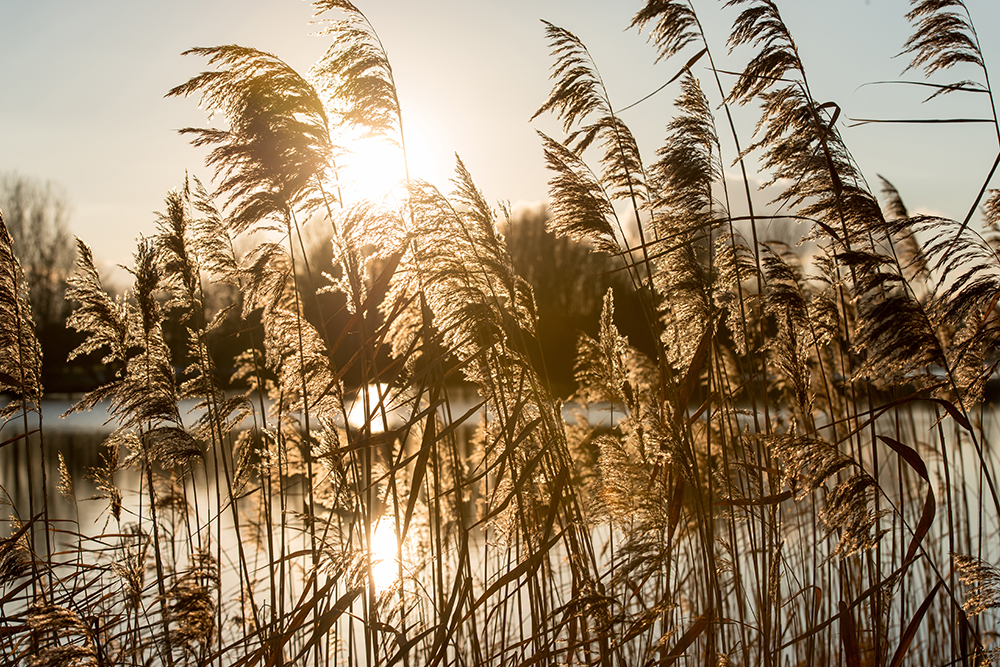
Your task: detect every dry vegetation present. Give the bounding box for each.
[2,0,1000,665]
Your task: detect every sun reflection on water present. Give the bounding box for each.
[369,517,400,591]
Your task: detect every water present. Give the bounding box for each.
[3,393,999,664]
[3,394,996,538]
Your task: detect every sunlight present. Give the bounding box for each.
[334,135,408,205]
[12,0,998,663]
[369,517,400,592]
[346,383,413,433]
[397,103,453,191]
[346,383,390,432]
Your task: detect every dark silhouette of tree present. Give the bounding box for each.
[0,173,78,392]
[504,204,653,397]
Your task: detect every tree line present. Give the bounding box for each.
[1,171,640,397]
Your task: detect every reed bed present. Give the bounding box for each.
[2,0,1000,664]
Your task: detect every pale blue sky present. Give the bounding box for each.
[2,0,999,270]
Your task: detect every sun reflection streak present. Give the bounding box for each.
[369,517,400,592]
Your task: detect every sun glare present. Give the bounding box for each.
[347,383,412,433]
[369,518,400,592]
[335,136,407,205]
[330,106,456,207]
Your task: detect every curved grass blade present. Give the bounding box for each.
[878,436,936,564]
[888,581,941,667]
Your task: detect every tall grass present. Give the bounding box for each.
[2,0,1000,664]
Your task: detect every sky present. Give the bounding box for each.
[3,0,1000,276]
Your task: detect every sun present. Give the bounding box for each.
[346,383,411,433]
[333,134,408,205]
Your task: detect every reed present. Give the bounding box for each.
[2,0,999,664]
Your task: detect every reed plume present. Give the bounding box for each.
[5,1,1000,665]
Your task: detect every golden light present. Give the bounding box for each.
[369,516,400,592]
[329,105,456,208]
[396,104,453,191]
[347,383,410,433]
[334,135,408,205]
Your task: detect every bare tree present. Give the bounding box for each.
[0,173,77,391]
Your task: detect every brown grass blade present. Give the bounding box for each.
[948,150,1000,252]
[401,413,436,540]
[0,428,38,449]
[925,397,973,432]
[718,489,794,507]
[540,465,570,543]
[878,436,936,564]
[889,581,941,667]
[674,319,713,424]
[877,435,929,481]
[470,529,564,612]
[288,588,365,666]
[848,117,993,126]
[616,47,708,114]
[664,608,713,665]
[667,477,685,543]
[839,600,861,667]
